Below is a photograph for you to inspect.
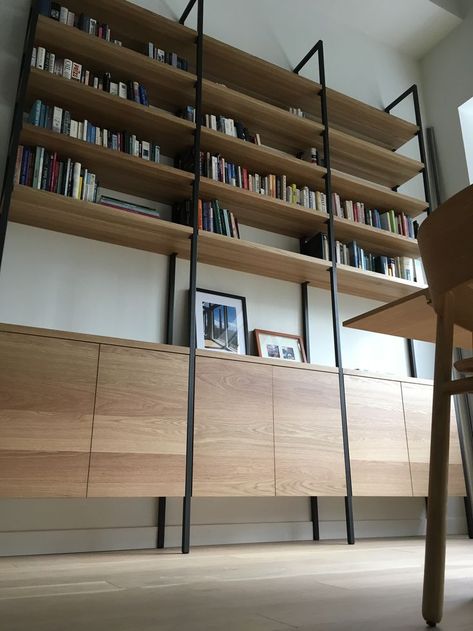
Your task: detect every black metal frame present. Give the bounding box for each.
[295,42,355,545]
[0,3,39,269]
[181,0,204,555]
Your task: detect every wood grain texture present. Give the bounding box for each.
[193,356,275,496]
[401,382,466,497]
[88,345,188,497]
[0,332,98,497]
[273,368,346,496]
[345,375,413,496]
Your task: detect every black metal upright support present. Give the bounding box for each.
[0,3,38,270]
[295,42,355,545]
[181,0,204,555]
[179,0,198,25]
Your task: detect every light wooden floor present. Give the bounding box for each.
[0,538,472,630]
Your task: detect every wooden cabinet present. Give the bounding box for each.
[402,382,466,497]
[193,356,275,496]
[87,345,188,497]
[0,331,98,497]
[273,367,346,496]
[345,375,413,496]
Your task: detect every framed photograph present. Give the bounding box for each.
[195,289,248,355]
[254,329,307,363]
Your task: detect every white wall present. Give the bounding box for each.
[0,0,466,555]
[458,97,473,184]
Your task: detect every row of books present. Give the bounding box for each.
[31,47,150,106]
[180,106,261,144]
[38,1,122,45]
[147,43,189,71]
[176,150,324,211]
[332,194,417,239]
[173,200,241,238]
[27,99,161,163]
[15,145,98,202]
[303,232,421,282]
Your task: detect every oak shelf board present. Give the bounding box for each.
[336,264,425,303]
[0,322,189,355]
[20,124,193,203]
[26,69,195,157]
[197,231,332,289]
[331,169,428,218]
[330,129,424,189]
[333,217,419,258]
[202,80,325,155]
[35,16,196,110]
[199,178,329,239]
[326,88,418,151]
[196,349,338,374]
[200,127,326,189]
[10,185,192,258]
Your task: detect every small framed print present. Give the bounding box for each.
[195,289,248,355]
[254,329,307,363]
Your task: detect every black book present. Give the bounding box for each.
[301,232,326,259]
[37,0,51,17]
[50,2,61,20]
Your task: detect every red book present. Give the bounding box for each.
[197,198,203,230]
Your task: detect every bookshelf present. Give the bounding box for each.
[0,0,438,553]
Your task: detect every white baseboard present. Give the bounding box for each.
[0,516,467,557]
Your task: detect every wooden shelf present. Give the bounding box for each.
[199,177,329,238]
[35,16,196,111]
[336,264,425,302]
[331,170,428,218]
[20,124,193,203]
[333,218,419,258]
[26,69,195,157]
[10,186,192,257]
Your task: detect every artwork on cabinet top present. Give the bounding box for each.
[195,289,248,355]
[254,329,307,363]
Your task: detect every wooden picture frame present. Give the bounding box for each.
[254,329,307,363]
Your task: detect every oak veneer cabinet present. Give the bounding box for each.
[273,367,346,496]
[402,382,466,497]
[193,355,275,496]
[88,344,188,497]
[0,331,98,497]
[344,375,413,496]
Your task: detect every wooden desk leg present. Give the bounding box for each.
[422,292,454,627]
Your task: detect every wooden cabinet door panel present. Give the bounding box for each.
[345,375,412,496]
[0,331,98,497]
[193,356,275,496]
[273,368,346,496]
[88,345,188,497]
[402,382,466,496]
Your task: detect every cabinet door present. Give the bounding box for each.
[193,356,275,496]
[402,382,466,496]
[273,368,346,496]
[0,331,98,497]
[345,375,412,496]
[88,345,188,497]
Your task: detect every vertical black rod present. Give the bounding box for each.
[317,42,355,545]
[0,3,38,270]
[411,85,432,216]
[166,253,177,346]
[301,281,311,363]
[407,339,418,379]
[181,0,204,555]
[157,497,167,548]
[310,497,320,541]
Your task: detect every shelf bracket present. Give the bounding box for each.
[179,0,198,25]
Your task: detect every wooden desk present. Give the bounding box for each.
[344,289,472,349]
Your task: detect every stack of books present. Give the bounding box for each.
[98,195,161,220]
[15,145,98,202]
[27,99,161,163]
[31,47,150,106]
[38,1,122,45]
[147,43,188,71]
[173,199,240,238]
[181,106,261,144]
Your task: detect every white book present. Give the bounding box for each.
[63,59,73,79]
[156,48,165,62]
[118,82,127,99]
[71,62,82,81]
[31,47,37,67]
[78,121,84,140]
[72,163,82,199]
[413,258,426,285]
[82,120,88,142]
[103,128,108,147]
[36,47,46,70]
[54,58,64,76]
[34,147,44,190]
[141,141,150,160]
[52,106,63,133]
[89,18,97,35]
[81,169,88,200]
[133,136,139,157]
[96,127,102,145]
[87,173,96,202]
[63,158,72,195]
[210,114,217,130]
[109,82,118,96]
[59,7,69,24]
[67,11,75,27]
[148,42,154,58]
[70,120,79,139]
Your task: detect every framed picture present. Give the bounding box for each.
[254,329,307,363]
[195,289,248,355]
